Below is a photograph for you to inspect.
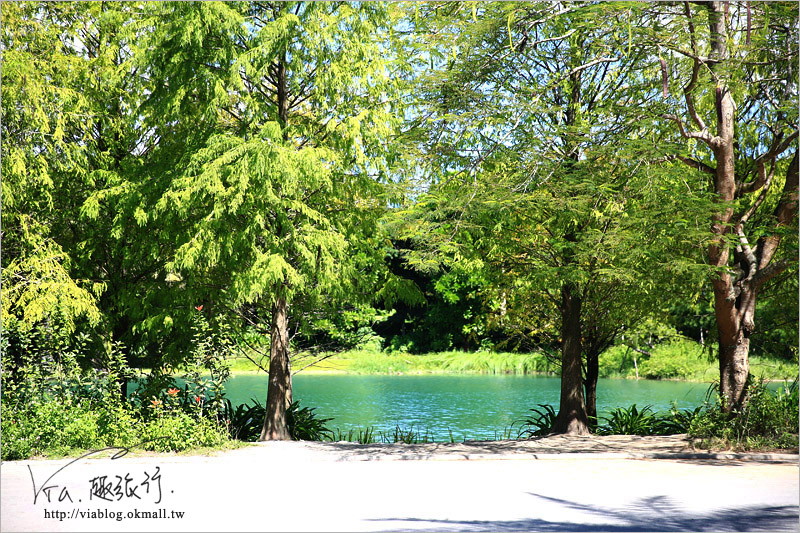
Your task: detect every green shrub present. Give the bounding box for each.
[96,403,141,447]
[140,414,227,452]
[1,397,230,460]
[1,399,110,459]
[637,340,713,380]
[287,401,334,441]
[689,379,799,450]
[653,404,705,435]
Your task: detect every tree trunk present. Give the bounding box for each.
[705,1,747,412]
[584,349,599,428]
[260,296,292,441]
[552,284,590,435]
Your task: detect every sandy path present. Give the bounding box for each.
[2,436,797,532]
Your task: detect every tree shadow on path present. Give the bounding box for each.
[368,493,799,532]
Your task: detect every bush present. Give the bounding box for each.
[637,340,714,380]
[689,379,799,450]
[140,414,227,452]
[0,398,230,460]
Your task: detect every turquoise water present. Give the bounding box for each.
[223,374,714,441]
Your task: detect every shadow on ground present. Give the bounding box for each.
[301,435,797,464]
[368,493,799,532]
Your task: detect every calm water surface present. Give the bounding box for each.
[223,374,713,441]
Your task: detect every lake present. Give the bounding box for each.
[223,374,714,441]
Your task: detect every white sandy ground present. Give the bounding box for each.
[1,436,798,532]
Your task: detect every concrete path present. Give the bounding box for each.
[1,436,797,532]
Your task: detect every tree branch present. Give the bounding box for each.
[663,114,715,145]
[752,259,791,289]
[676,155,715,174]
[740,130,798,194]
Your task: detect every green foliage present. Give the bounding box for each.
[389,425,435,444]
[225,399,333,442]
[599,337,796,382]
[599,338,716,381]
[637,340,713,380]
[139,414,227,453]
[597,405,660,436]
[595,403,706,437]
[689,380,800,451]
[338,350,557,375]
[1,314,233,460]
[0,398,229,460]
[515,404,557,438]
[655,404,706,436]
[286,401,335,441]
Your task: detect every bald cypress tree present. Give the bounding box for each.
[143,1,404,439]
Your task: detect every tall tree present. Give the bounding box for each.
[649,1,798,410]
[403,1,709,433]
[143,1,404,439]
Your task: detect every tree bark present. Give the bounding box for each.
[704,1,747,411]
[552,284,590,435]
[260,296,292,441]
[584,349,599,428]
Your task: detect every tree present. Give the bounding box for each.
[142,1,404,439]
[0,3,159,394]
[402,1,710,433]
[648,1,798,410]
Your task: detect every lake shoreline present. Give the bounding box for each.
[224,368,794,384]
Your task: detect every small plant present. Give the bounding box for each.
[224,399,265,441]
[386,425,434,444]
[287,401,334,441]
[329,427,377,444]
[515,404,557,438]
[597,404,658,436]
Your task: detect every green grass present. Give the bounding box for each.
[296,350,559,375]
[598,339,797,382]
[225,341,796,382]
[226,350,559,375]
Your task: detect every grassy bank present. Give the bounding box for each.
[598,339,798,382]
[228,340,797,382]
[230,350,559,375]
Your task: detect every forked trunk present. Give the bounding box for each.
[552,284,590,435]
[260,296,292,441]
